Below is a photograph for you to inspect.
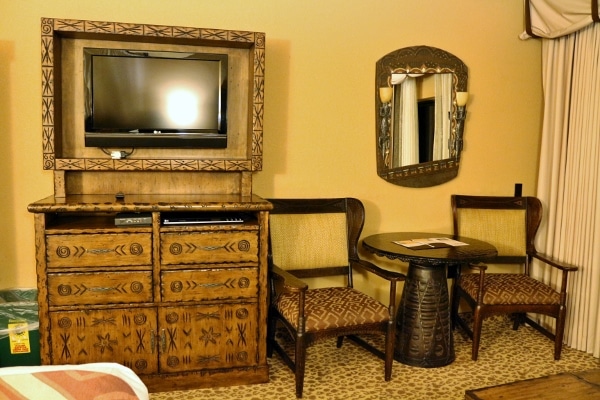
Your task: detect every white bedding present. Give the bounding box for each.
[0,362,149,400]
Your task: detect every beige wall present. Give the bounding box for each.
[0,1,541,289]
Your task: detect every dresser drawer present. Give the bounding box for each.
[160,231,259,265]
[161,268,259,302]
[48,271,153,306]
[46,233,152,268]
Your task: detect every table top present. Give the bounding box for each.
[362,232,497,266]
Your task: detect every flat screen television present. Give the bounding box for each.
[83,48,228,148]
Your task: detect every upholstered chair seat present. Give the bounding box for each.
[275,286,391,332]
[458,273,561,305]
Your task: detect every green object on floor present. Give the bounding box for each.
[0,288,41,367]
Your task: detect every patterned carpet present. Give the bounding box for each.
[150,316,600,400]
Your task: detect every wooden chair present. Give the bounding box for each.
[266,198,405,398]
[450,195,578,360]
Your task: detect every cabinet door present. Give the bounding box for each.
[158,303,258,373]
[49,307,158,375]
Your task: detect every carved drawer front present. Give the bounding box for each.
[49,308,158,375]
[160,231,259,265]
[158,303,258,373]
[161,268,259,302]
[48,271,153,306]
[46,233,152,268]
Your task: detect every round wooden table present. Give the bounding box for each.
[362,232,497,368]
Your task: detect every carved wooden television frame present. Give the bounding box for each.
[41,18,265,196]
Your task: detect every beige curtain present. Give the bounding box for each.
[432,74,452,161]
[526,1,600,357]
[522,0,599,39]
[391,74,421,167]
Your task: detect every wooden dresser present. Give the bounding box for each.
[29,18,269,391]
[28,194,272,392]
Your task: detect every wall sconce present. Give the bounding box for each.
[455,91,469,154]
[379,86,393,104]
[378,86,393,167]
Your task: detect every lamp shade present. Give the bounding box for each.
[456,92,469,107]
[379,87,393,103]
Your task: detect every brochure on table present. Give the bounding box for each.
[393,237,469,250]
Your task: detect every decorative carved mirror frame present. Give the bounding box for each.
[375,46,468,188]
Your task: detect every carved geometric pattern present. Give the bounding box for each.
[237,351,248,362]
[57,281,144,296]
[43,153,55,170]
[170,281,184,292]
[135,329,147,352]
[237,323,247,347]
[176,277,246,291]
[50,309,156,375]
[226,161,252,171]
[59,332,71,359]
[86,159,114,170]
[396,271,453,365]
[142,159,172,170]
[201,29,228,41]
[196,311,221,321]
[93,333,118,353]
[55,159,86,170]
[41,97,53,125]
[171,160,199,170]
[91,316,117,326]
[168,240,248,255]
[58,317,72,329]
[55,242,144,258]
[166,312,179,324]
[236,308,249,319]
[114,159,144,170]
[198,160,226,170]
[84,20,113,34]
[55,281,145,297]
[167,356,179,368]
[42,126,54,152]
[459,273,561,305]
[198,354,220,364]
[200,327,221,346]
[253,130,263,154]
[41,17,264,172]
[166,327,178,352]
[253,102,264,131]
[229,31,254,43]
[134,359,148,371]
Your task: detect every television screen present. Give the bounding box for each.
[83,48,228,148]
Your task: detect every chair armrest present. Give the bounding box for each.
[531,252,579,272]
[351,258,405,313]
[460,262,487,303]
[351,259,406,282]
[270,264,308,293]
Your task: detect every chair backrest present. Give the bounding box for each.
[451,195,543,264]
[266,198,364,279]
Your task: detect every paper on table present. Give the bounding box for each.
[393,237,469,250]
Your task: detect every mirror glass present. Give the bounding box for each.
[376,46,468,187]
